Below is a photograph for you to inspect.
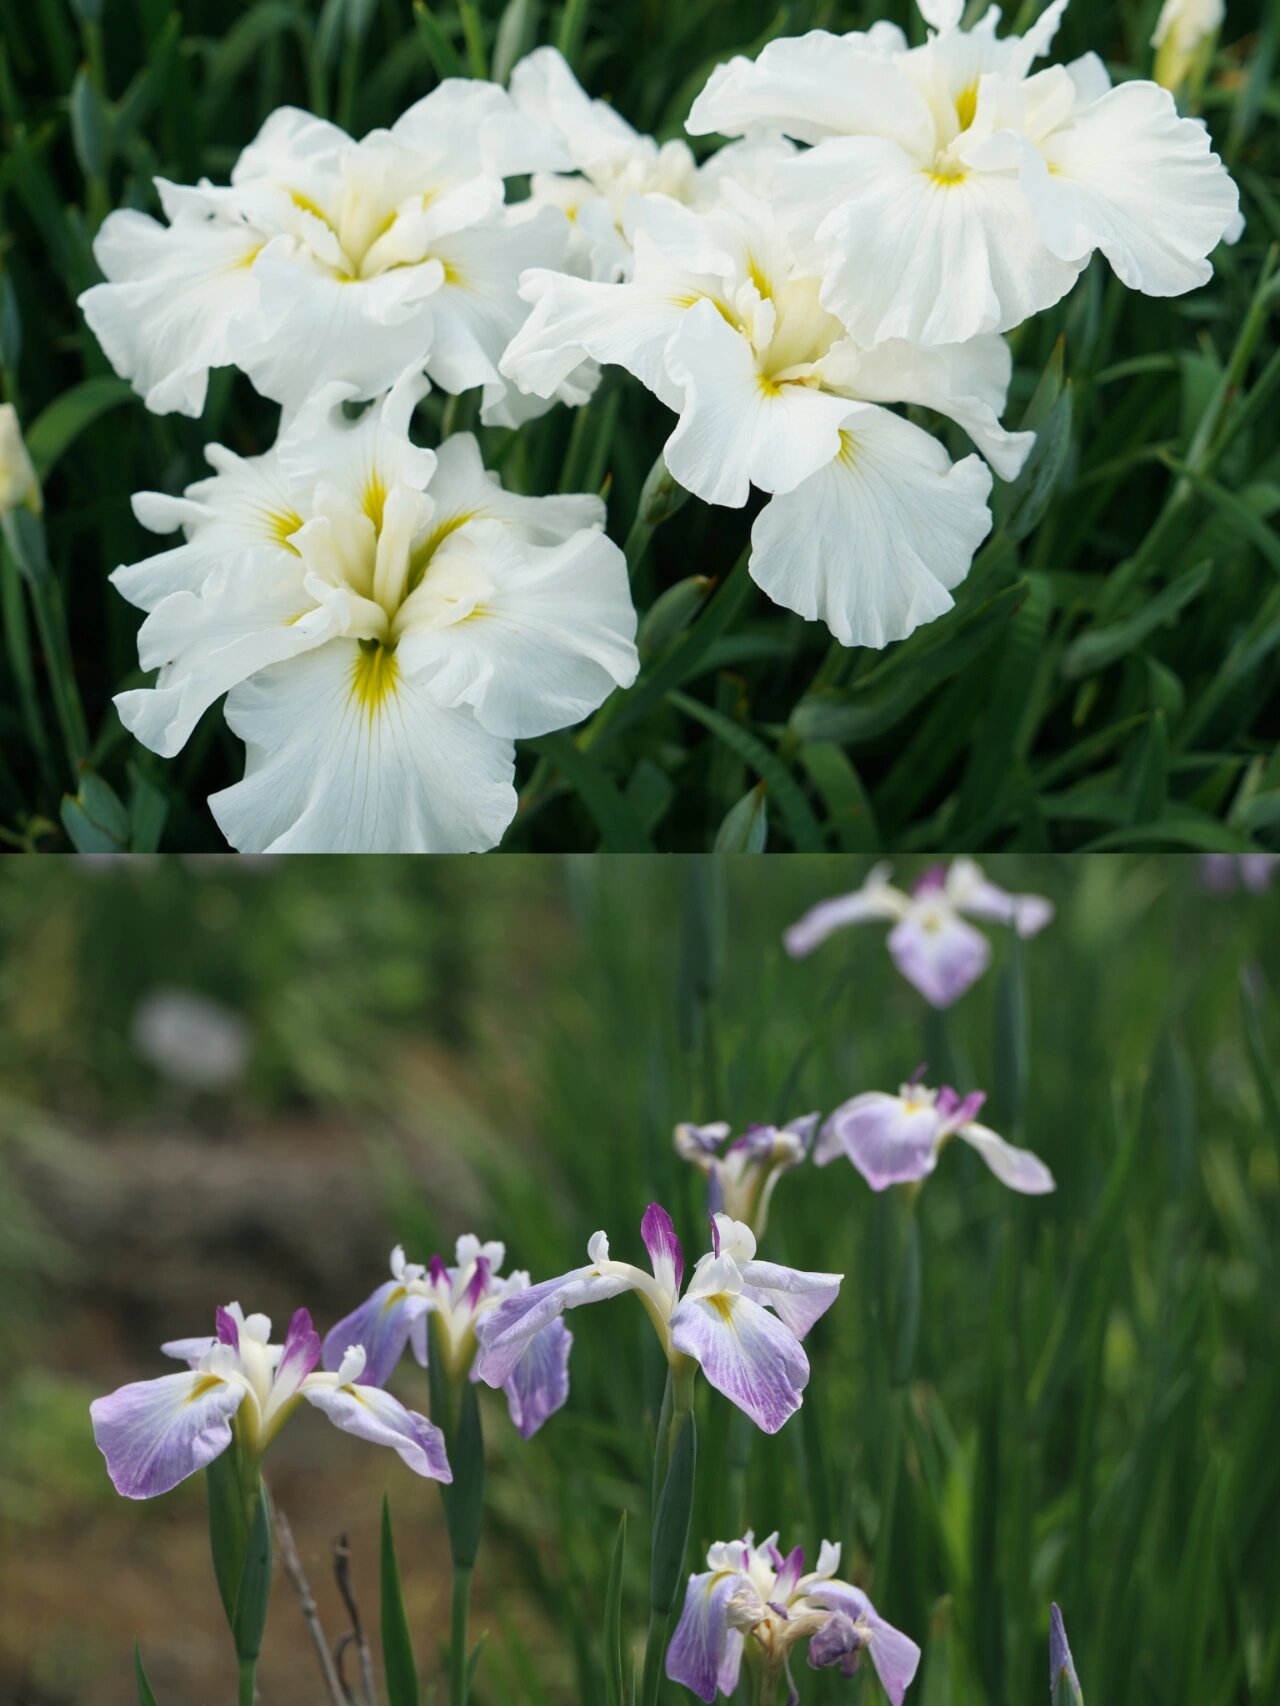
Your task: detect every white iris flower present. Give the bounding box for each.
[686,0,1241,348]
[112,376,638,852]
[502,187,1032,646]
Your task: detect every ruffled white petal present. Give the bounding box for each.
[748,405,992,648]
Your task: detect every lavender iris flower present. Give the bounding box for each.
[666,1530,921,1704]
[1199,853,1278,893]
[817,1079,1055,1195]
[474,1207,842,1435]
[785,858,1053,1008]
[674,1115,819,1237]
[321,1236,573,1439]
[90,1301,451,1499]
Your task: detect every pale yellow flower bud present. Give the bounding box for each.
[0,403,41,516]
[1152,0,1224,95]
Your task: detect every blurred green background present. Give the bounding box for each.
[1,854,1278,1705]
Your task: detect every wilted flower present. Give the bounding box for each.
[90,1302,451,1499]
[323,1239,572,1440]
[0,403,41,516]
[785,859,1053,1007]
[817,1078,1055,1195]
[1152,0,1223,94]
[131,988,252,1091]
[1198,853,1278,893]
[79,84,573,419]
[112,376,637,852]
[687,0,1240,349]
[666,1530,920,1704]
[476,1207,841,1434]
[503,188,1029,647]
[674,1115,818,1237]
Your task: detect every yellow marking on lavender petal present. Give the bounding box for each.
[708,1294,736,1324]
[381,1286,408,1312]
[351,641,400,715]
[186,1374,225,1403]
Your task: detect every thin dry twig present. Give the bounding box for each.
[334,1532,378,1706]
[272,1501,348,1706]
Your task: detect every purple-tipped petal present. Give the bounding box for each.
[670,1290,809,1434]
[823,1093,940,1191]
[501,1318,573,1438]
[641,1202,685,1296]
[957,1122,1056,1194]
[811,1584,921,1706]
[215,1307,240,1351]
[302,1382,452,1482]
[783,866,899,959]
[936,1086,987,1133]
[90,1370,245,1499]
[474,1267,631,1389]
[889,911,990,1008]
[274,1308,322,1402]
[666,1569,745,1702]
[740,1261,843,1340]
[322,1281,428,1387]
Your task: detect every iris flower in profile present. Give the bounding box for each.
[90,1302,451,1499]
[475,1207,841,1435]
[817,1077,1055,1195]
[666,1530,920,1704]
[784,858,1053,1007]
[322,1238,573,1439]
[674,1114,818,1238]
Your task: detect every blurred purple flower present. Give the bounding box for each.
[475,1208,841,1435]
[666,1530,920,1704]
[323,1237,573,1440]
[817,1079,1054,1195]
[785,859,1053,1008]
[1198,854,1278,893]
[90,1302,450,1499]
[674,1115,818,1237]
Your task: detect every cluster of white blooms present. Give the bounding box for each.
[80,2,1239,851]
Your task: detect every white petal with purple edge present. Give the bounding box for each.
[501,1318,573,1438]
[665,1569,746,1702]
[783,864,903,957]
[739,1261,842,1339]
[957,1122,1056,1194]
[302,1382,452,1481]
[888,909,991,1007]
[90,1370,246,1499]
[474,1267,632,1388]
[809,1582,921,1706]
[669,1290,809,1434]
[821,1092,941,1191]
[321,1281,429,1387]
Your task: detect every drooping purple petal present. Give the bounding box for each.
[665,1568,746,1702]
[807,1610,865,1676]
[90,1370,245,1499]
[473,1267,632,1389]
[321,1280,429,1387]
[783,865,900,959]
[957,1122,1056,1195]
[1049,1604,1080,1696]
[739,1261,843,1340]
[641,1202,685,1296]
[819,1093,940,1191]
[888,911,990,1008]
[810,1583,921,1706]
[302,1381,452,1482]
[500,1318,573,1439]
[669,1290,809,1435]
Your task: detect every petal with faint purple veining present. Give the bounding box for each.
[739,1260,843,1339]
[809,1583,921,1706]
[665,1568,746,1702]
[301,1381,452,1481]
[474,1266,632,1388]
[501,1317,573,1438]
[641,1202,685,1296]
[322,1281,430,1387]
[669,1290,809,1434]
[821,1092,941,1190]
[889,911,990,1007]
[957,1121,1056,1194]
[90,1370,245,1499]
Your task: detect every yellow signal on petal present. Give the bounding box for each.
[351,642,400,715]
[954,81,979,132]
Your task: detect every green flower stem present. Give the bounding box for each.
[429,1323,486,1706]
[640,1360,698,1706]
[238,1656,257,1706]
[450,1560,475,1706]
